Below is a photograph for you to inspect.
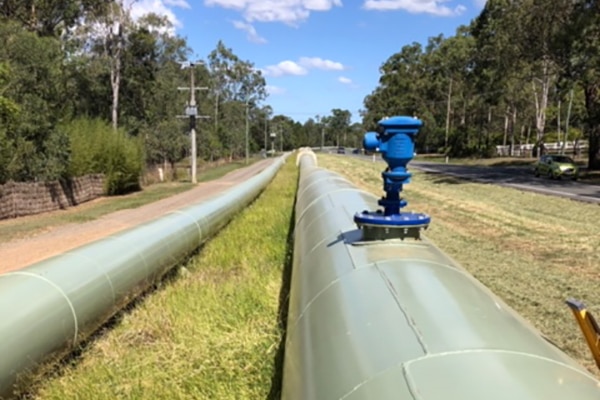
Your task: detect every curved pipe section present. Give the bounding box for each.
[283,151,600,399]
[0,156,287,399]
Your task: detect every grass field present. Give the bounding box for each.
[32,158,297,399]
[318,154,600,374]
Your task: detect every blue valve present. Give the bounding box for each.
[354,116,430,239]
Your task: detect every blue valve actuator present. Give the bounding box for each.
[354,116,431,231]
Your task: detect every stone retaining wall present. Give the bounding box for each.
[0,174,105,220]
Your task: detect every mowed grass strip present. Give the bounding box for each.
[33,158,297,399]
[319,154,600,374]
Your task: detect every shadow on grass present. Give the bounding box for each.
[421,172,466,185]
[267,191,297,400]
[431,176,465,185]
[486,160,536,167]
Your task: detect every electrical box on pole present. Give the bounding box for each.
[177,61,210,184]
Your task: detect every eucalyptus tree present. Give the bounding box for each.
[69,0,136,130]
[207,41,267,159]
[0,0,105,37]
[0,20,69,181]
[270,114,295,151]
[552,0,600,168]
[471,0,532,154]
[302,117,320,148]
[128,14,189,171]
[326,108,352,147]
[348,122,364,149]
[361,42,425,131]
[0,62,19,183]
[420,27,476,154]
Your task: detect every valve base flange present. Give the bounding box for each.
[354,210,430,240]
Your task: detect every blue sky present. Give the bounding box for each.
[131,0,487,123]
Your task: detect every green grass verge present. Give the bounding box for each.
[318,154,600,375]
[33,158,297,400]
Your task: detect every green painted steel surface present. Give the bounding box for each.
[0,157,286,399]
[283,150,600,399]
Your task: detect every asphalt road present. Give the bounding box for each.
[346,154,600,204]
[413,161,600,204]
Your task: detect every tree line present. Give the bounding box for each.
[360,0,600,168]
[11,0,594,189]
[0,1,361,192]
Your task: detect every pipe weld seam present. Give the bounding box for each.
[3,271,79,344]
[102,235,151,278]
[286,260,374,345]
[169,210,204,241]
[64,252,117,306]
[296,172,351,205]
[295,188,374,228]
[375,263,429,354]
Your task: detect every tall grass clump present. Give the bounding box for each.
[61,118,143,195]
[34,157,297,399]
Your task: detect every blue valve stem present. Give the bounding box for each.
[379,168,410,216]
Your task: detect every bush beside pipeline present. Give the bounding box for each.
[282,150,600,399]
[0,156,287,399]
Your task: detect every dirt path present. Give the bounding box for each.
[0,159,275,274]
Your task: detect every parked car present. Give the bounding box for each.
[533,154,579,180]
[337,146,345,154]
[352,148,361,154]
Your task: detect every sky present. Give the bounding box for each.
[130,0,487,124]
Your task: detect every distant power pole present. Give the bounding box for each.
[178,61,209,184]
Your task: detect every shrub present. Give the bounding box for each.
[60,118,143,195]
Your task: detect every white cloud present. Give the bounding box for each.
[363,0,466,16]
[262,57,346,77]
[164,0,191,7]
[338,76,352,84]
[263,57,346,76]
[266,85,286,95]
[232,20,267,43]
[262,61,308,77]
[299,57,345,71]
[128,0,190,28]
[204,0,342,24]
[473,0,487,8]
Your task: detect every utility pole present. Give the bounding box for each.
[264,118,268,153]
[245,98,250,164]
[214,90,219,135]
[178,61,209,184]
[270,132,276,156]
[316,115,323,151]
[445,78,453,150]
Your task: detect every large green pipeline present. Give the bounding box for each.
[283,150,600,399]
[0,156,287,399]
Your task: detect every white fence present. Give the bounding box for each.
[496,141,588,157]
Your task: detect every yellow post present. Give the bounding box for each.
[566,298,600,370]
